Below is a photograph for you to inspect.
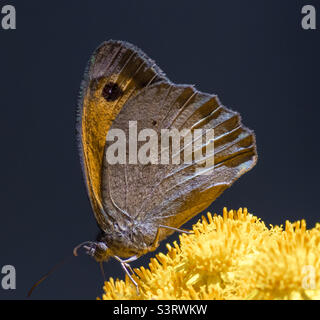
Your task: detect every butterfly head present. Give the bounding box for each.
[73,241,112,262]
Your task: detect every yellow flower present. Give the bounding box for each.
[99,208,320,300]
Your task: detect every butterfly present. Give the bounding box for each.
[76,40,257,291]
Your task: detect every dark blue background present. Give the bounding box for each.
[0,0,319,299]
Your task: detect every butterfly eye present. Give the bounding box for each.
[102,82,123,101]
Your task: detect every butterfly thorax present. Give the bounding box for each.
[92,220,158,262]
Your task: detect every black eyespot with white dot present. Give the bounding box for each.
[102,82,123,102]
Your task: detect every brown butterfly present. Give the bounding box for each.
[76,40,257,291]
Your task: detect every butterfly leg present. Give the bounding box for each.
[121,255,138,263]
[114,255,139,294]
[158,224,194,234]
[121,255,138,274]
[150,225,193,251]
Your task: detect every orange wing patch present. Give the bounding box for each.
[79,41,167,229]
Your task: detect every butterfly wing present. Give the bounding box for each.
[101,82,257,241]
[78,40,168,230]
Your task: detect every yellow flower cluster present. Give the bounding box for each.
[100,208,320,300]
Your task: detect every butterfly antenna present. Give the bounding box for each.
[27,254,72,298]
[99,262,106,282]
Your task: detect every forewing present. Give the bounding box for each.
[78,40,168,229]
[101,82,257,240]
